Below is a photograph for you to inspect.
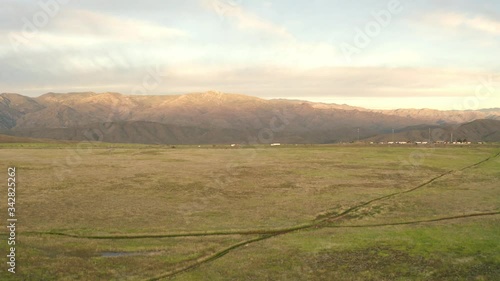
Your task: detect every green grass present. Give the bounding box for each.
[0,234,248,281]
[173,217,500,281]
[0,143,498,280]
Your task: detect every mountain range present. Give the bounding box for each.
[1,91,499,144]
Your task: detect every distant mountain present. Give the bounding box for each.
[456,119,500,142]
[365,119,500,143]
[1,91,499,144]
[478,108,500,112]
[370,108,500,124]
[6,121,251,145]
[0,93,44,129]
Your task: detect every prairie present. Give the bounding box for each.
[0,143,498,280]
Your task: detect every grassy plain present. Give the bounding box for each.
[0,143,499,280]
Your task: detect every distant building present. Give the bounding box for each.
[270,143,281,146]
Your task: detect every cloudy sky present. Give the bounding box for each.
[1,0,499,109]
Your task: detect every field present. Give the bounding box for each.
[0,143,499,280]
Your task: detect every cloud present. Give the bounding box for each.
[123,65,498,99]
[427,12,500,35]
[52,9,188,41]
[3,8,188,55]
[230,9,292,39]
[1,7,191,78]
[3,59,498,110]
[2,0,498,110]
[203,0,292,39]
[465,16,500,34]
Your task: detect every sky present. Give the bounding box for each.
[1,0,499,110]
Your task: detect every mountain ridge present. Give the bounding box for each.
[1,91,499,144]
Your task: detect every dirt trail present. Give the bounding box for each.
[143,151,500,280]
[21,151,500,280]
[326,211,500,228]
[144,211,500,281]
[29,152,500,240]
